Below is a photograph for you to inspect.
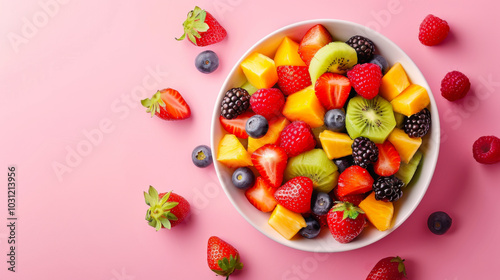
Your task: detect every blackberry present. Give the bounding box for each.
[373,176,404,202]
[346,35,375,63]
[352,137,378,169]
[404,108,431,138]
[220,88,250,119]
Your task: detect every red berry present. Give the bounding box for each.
[333,187,366,206]
[327,202,366,243]
[277,66,312,96]
[473,136,500,164]
[441,71,470,101]
[366,256,407,280]
[418,14,450,46]
[298,24,333,66]
[219,111,254,139]
[245,177,278,212]
[337,166,374,197]
[144,186,191,230]
[251,144,288,188]
[274,176,314,213]
[347,63,382,99]
[374,141,401,176]
[278,121,316,157]
[177,7,227,47]
[250,88,285,120]
[314,72,351,110]
[207,236,243,277]
[141,88,191,121]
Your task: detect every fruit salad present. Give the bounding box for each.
[216,24,431,243]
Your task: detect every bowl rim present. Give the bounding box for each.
[211,19,440,252]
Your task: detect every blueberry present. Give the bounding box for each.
[333,156,353,174]
[231,167,255,190]
[427,211,452,235]
[191,145,213,168]
[369,54,389,74]
[299,216,321,239]
[195,50,219,74]
[324,109,346,132]
[311,192,334,216]
[245,115,269,138]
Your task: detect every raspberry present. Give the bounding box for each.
[473,136,500,164]
[250,88,285,120]
[347,63,382,99]
[279,121,316,157]
[419,14,450,46]
[441,71,470,101]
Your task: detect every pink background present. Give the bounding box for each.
[1,0,499,279]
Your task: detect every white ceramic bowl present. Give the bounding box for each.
[211,19,440,252]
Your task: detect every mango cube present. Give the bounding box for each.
[387,128,422,163]
[240,53,278,89]
[217,134,253,168]
[282,86,325,128]
[248,117,290,153]
[359,192,394,231]
[390,84,430,116]
[379,63,411,101]
[274,37,306,67]
[319,131,354,159]
[268,204,307,240]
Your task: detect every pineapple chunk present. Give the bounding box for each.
[282,85,325,128]
[217,134,253,168]
[319,130,354,159]
[387,128,422,163]
[379,63,411,101]
[274,37,306,67]
[240,53,278,89]
[268,204,307,240]
[390,84,430,116]
[248,117,290,153]
[359,192,394,231]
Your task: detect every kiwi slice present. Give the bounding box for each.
[345,96,396,144]
[396,150,423,186]
[284,149,339,193]
[309,42,358,83]
[394,112,405,128]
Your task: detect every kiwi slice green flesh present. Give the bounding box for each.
[309,42,358,83]
[396,150,423,186]
[284,149,339,193]
[345,96,396,144]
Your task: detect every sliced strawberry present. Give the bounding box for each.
[251,144,287,188]
[245,177,278,212]
[274,176,313,213]
[141,88,191,120]
[337,166,374,197]
[333,187,366,206]
[314,73,351,110]
[374,141,401,176]
[277,66,312,96]
[219,111,254,139]
[298,24,333,66]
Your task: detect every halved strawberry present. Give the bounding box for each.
[251,144,287,188]
[141,88,191,120]
[333,187,366,206]
[219,111,255,139]
[274,176,313,213]
[314,73,351,110]
[298,24,333,66]
[277,66,312,96]
[337,166,374,197]
[245,177,277,212]
[374,141,401,176]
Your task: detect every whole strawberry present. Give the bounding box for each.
[366,256,407,280]
[347,63,382,99]
[144,186,190,230]
[177,6,227,46]
[327,202,366,243]
[277,66,311,96]
[418,14,449,46]
[207,236,243,279]
[279,121,316,157]
[141,88,191,121]
[250,88,285,120]
[274,176,313,213]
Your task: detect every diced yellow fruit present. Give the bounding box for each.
[248,117,290,153]
[319,131,354,159]
[311,125,328,148]
[379,63,411,101]
[240,53,279,89]
[387,128,422,163]
[282,85,325,128]
[274,37,306,67]
[217,134,253,168]
[390,84,430,116]
[359,192,394,231]
[268,204,307,240]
